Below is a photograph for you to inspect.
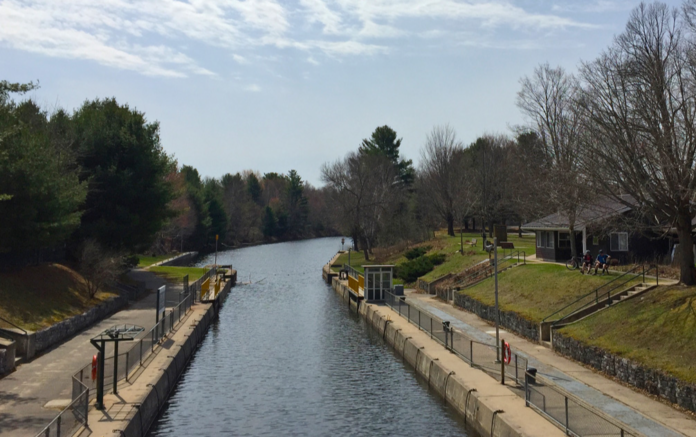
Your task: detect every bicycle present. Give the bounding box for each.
[566,256,583,270]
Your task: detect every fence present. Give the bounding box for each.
[525,372,637,436]
[186,267,217,302]
[384,290,637,437]
[384,290,527,385]
[71,291,194,401]
[34,377,89,437]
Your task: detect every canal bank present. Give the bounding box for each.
[326,257,563,437]
[80,278,233,437]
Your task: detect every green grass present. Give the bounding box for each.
[560,285,696,383]
[137,254,177,268]
[331,232,537,286]
[0,264,116,331]
[460,263,620,322]
[148,266,208,284]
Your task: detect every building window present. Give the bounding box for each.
[592,236,599,245]
[610,232,628,252]
[537,231,554,249]
[559,232,570,248]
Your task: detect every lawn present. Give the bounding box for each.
[559,285,696,384]
[138,253,177,268]
[331,231,537,285]
[459,263,621,322]
[0,263,117,331]
[148,266,208,284]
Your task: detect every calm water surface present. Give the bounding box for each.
[149,238,475,436]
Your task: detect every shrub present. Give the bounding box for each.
[427,253,446,266]
[396,256,434,283]
[405,246,432,260]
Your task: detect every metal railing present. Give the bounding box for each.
[71,291,194,401]
[452,251,526,291]
[383,290,636,437]
[35,378,89,437]
[343,264,361,280]
[187,267,216,303]
[384,290,527,385]
[525,371,637,436]
[0,314,28,335]
[543,264,658,326]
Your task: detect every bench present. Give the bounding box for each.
[499,242,515,249]
[470,238,477,247]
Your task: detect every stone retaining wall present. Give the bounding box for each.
[553,332,696,413]
[34,294,128,355]
[453,293,539,342]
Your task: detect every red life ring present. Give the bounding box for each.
[91,354,98,380]
[503,342,512,365]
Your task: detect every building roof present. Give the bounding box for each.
[522,195,635,231]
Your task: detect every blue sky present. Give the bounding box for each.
[0,0,683,185]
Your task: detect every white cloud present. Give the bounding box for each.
[244,84,262,92]
[0,0,596,77]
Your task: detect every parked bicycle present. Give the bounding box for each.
[566,256,583,270]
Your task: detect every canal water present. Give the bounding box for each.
[149,237,475,436]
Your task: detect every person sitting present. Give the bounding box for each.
[595,250,610,275]
[581,250,593,274]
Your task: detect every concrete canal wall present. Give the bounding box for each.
[328,275,563,437]
[86,277,234,437]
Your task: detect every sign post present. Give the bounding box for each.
[215,234,219,267]
[156,285,166,340]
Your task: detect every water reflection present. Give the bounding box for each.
[149,238,473,436]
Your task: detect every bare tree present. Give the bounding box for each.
[577,2,696,284]
[79,239,121,299]
[321,152,402,260]
[517,63,586,257]
[419,125,472,236]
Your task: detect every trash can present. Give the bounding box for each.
[526,367,537,385]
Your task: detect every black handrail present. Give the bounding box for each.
[542,264,644,323]
[453,251,526,290]
[0,314,27,336]
[550,265,657,327]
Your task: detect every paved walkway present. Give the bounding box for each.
[404,290,695,437]
[0,270,181,437]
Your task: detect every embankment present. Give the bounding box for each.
[86,279,233,437]
[329,276,562,437]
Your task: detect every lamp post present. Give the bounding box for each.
[494,237,501,363]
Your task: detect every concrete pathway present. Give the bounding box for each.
[404,290,696,437]
[0,270,181,437]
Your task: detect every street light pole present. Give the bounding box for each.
[494,237,500,363]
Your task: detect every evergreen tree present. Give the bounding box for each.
[262,206,277,237]
[359,125,415,186]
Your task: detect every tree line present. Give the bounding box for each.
[0,81,336,283]
[322,1,696,285]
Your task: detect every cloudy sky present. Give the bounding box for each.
[0,0,682,184]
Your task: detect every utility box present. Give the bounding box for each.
[393,284,404,296]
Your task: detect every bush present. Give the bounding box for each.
[396,256,434,283]
[121,255,139,270]
[427,253,446,266]
[405,246,432,260]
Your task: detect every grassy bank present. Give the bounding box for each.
[148,266,207,284]
[559,285,696,384]
[138,253,177,268]
[460,263,619,322]
[0,264,116,331]
[331,232,536,285]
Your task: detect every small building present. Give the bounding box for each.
[345,264,394,301]
[363,265,394,301]
[522,196,672,264]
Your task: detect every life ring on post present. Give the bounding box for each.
[91,354,98,381]
[503,342,512,365]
